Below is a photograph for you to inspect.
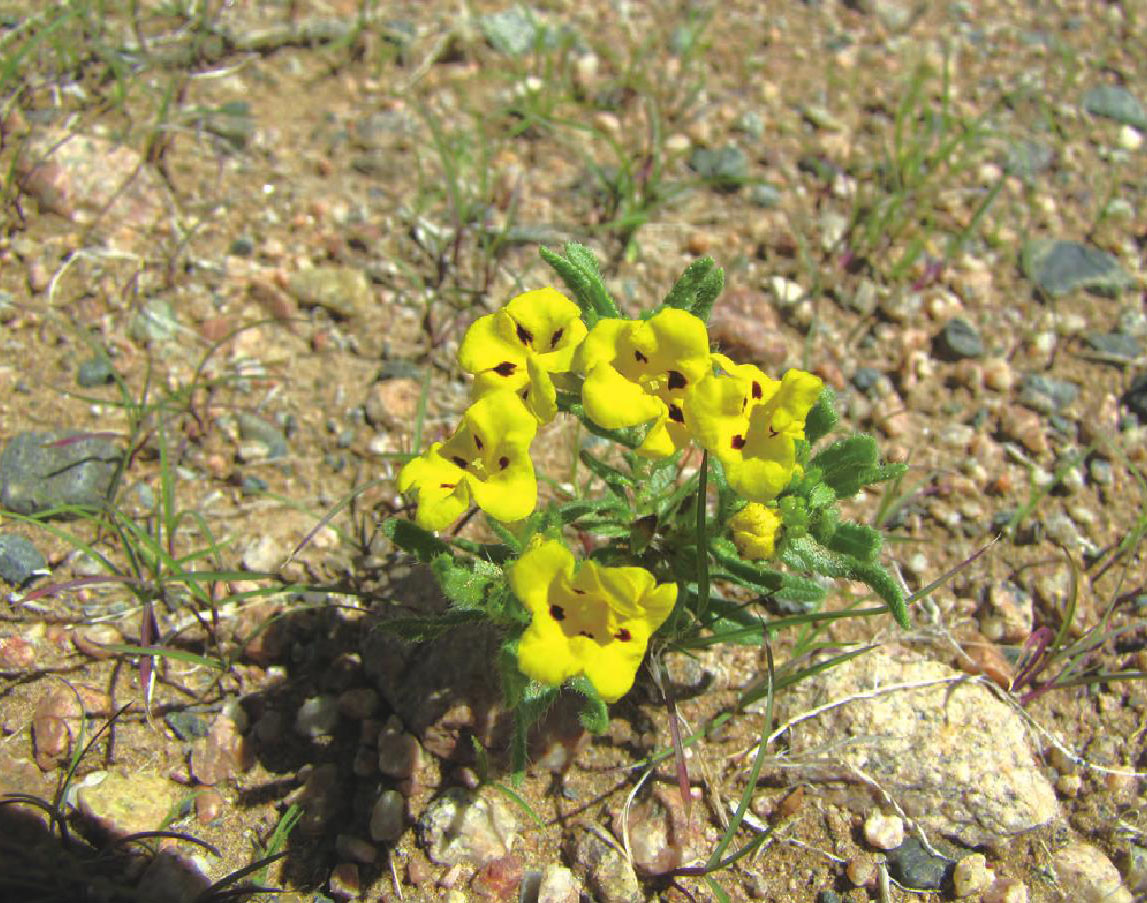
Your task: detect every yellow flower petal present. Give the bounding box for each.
[396,445,473,530]
[458,311,525,375]
[726,453,792,502]
[461,288,586,423]
[580,620,651,703]
[504,287,585,370]
[517,617,581,687]
[509,537,576,613]
[466,458,537,522]
[511,539,677,703]
[525,355,558,424]
[575,317,628,372]
[582,361,664,429]
[402,393,538,529]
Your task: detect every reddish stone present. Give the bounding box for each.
[471,853,524,900]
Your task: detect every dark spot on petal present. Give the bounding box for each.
[521,388,530,400]
[493,361,516,377]
[499,455,510,470]
[667,370,686,390]
[634,350,648,363]
[578,630,592,638]
[549,605,565,622]
[768,426,779,438]
[751,380,762,399]
[668,403,684,423]
[550,328,563,349]
[614,628,631,642]
[741,398,747,412]
[474,434,483,450]
[439,483,456,489]
[516,323,533,346]
[573,588,586,595]
[451,456,467,468]
[731,434,746,449]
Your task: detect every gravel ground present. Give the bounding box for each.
[0,1,1145,902]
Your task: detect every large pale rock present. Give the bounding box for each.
[1053,841,1133,903]
[779,649,1058,846]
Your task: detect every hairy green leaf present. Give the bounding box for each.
[383,517,449,562]
[804,388,839,446]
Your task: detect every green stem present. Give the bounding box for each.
[695,451,711,624]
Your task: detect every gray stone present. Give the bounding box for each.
[1117,307,1147,338]
[1125,372,1147,421]
[164,709,212,742]
[688,145,749,190]
[852,366,881,394]
[885,837,952,890]
[295,695,340,738]
[369,789,405,843]
[418,787,519,867]
[236,413,288,459]
[0,533,47,586]
[1005,140,1055,181]
[778,650,1059,846]
[1,430,121,515]
[748,183,782,208]
[1085,332,1141,361]
[570,827,641,903]
[736,111,765,139]
[935,317,984,360]
[1022,239,1133,298]
[288,266,372,319]
[1082,84,1147,129]
[129,298,181,343]
[480,6,545,56]
[1019,372,1079,414]
[76,355,114,388]
[228,235,255,256]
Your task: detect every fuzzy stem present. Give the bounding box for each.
[695,451,711,625]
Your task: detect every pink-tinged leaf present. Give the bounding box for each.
[43,432,124,447]
[22,575,142,602]
[139,601,159,714]
[1010,626,1055,693]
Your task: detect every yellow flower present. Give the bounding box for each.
[458,287,587,423]
[397,391,537,530]
[728,503,782,560]
[684,355,823,502]
[577,308,711,457]
[510,538,676,703]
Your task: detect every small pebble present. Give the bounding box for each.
[864,811,904,850]
[377,716,422,779]
[295,695,339,738]
[370,789,406,843]
[337,687,379,720]
[335,834,377,865]
[195,788,225,824]
[953,853,994,898]
[846,853,876,887]
[328,862,360,900]
[982,877,1029,903]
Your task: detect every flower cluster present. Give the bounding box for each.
[397,280,825,703]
